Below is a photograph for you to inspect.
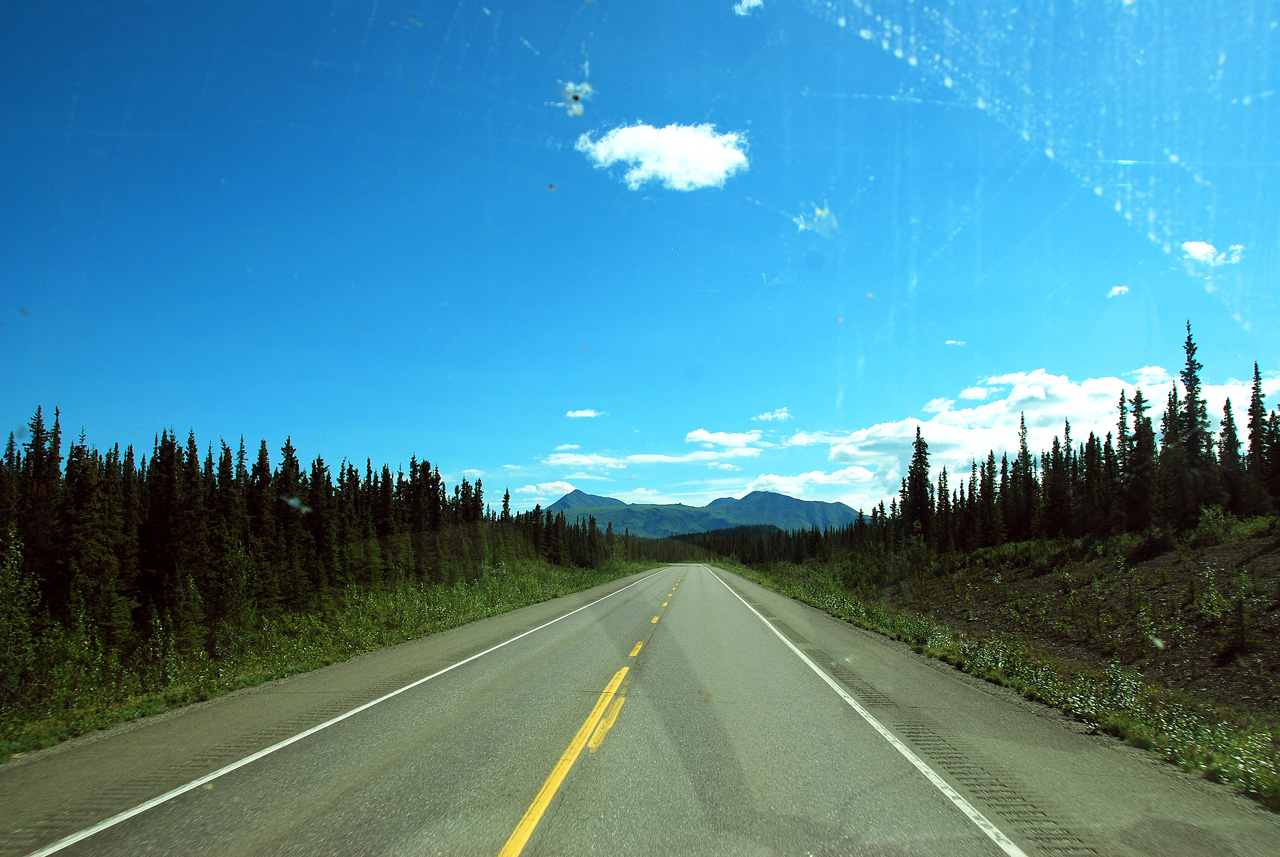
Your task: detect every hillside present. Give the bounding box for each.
[547,489,859,538]
[880,518,1280,718]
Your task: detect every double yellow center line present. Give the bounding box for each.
[497,667,629,857]
[498,569,684,857]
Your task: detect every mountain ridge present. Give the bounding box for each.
[546,489,859,539]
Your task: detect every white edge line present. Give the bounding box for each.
[24,567,671,857]
[703,566,1029,857]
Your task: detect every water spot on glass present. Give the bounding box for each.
[281,496,312,514]
[555,81,593,116]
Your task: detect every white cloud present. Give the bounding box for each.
[751,407,792,421]
[462,469,484,479]
[733,0,763,15]
[554,443,580,451]
[923,397,954,414]
[516,481,576,495]
[562,471,613,481]
[566,409,603,418]
[1130,365,1173,387]
[575,123,748,191]
[1182,241,1243,267]
[959,387,990,400]
[502,464,524,471]
[545,452,626,469]
[686,428,763,447]
[1107,286,1129,298]
[627,447,762,464]
[785,430,845,447]
[709,462,740,471]
[748,465,876,497]
[545,443,765,470]
[802,365,1279,513]
[945,339,967,346]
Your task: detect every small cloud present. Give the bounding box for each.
[785,430,844,447]
[709,462,740,471]
[1107,286,1129,298]
[748,465,876,496]
[517,481,577,495]
[562,471,613,481]
[1131,365,1173,387]
[576,123,748,191]
[686,429,762,447]
[752,407,792,421]
[502,464,524,471]
[733,0,763,14]
[555,443,580,451]
[462,469,484,479]
[923,397,954,414]
[945,339,967,346]
[1182,240,1243,267]
[566,409,603,418]
[546,452,625,469]
[959,387,990,400]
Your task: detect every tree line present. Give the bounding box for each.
[682,325,1280,569]
[0,420,704,704]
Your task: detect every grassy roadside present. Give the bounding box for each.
[2,558,656,762]
[722,559,1280,811]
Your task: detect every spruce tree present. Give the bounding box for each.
[902,427,931,542]
[1246,362,1268,475]
[1158,385,1194,528]
[1179,322,1213,470]
[1125,389,1157,532]
[1217,399,1243,513]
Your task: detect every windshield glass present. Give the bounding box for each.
[5,2,1276,512]
[5,2,1275,509]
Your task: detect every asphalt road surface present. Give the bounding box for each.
[2,564,1278,856]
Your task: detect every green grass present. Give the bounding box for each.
[2,558,655,762]
[728,560,1280,811]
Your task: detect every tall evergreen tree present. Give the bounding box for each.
[1179,322,1213,471]
[1125,389,1157,532]
[1157,385,1194,528]
[1217,399,1243,513]
[1246,362,1268,476]
[901,427,932,542]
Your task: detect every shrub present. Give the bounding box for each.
[1185,506,1232,549]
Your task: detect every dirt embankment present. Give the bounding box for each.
[882,522,1280,719]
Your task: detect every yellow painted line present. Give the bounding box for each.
[587,696,626,753]
[497,667,628,857]
[629,642,642,657]
[651,616,659,624]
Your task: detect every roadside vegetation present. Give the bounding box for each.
[727,521,1280,810]
[679,323,1280,809]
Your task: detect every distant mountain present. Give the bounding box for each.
[545,489,859,539]
[547,489,628,511]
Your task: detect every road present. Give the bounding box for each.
[1,564,1277,856]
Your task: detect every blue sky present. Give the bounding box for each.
[4,0,1277,513]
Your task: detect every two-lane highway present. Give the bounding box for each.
[3,565,1278,856]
